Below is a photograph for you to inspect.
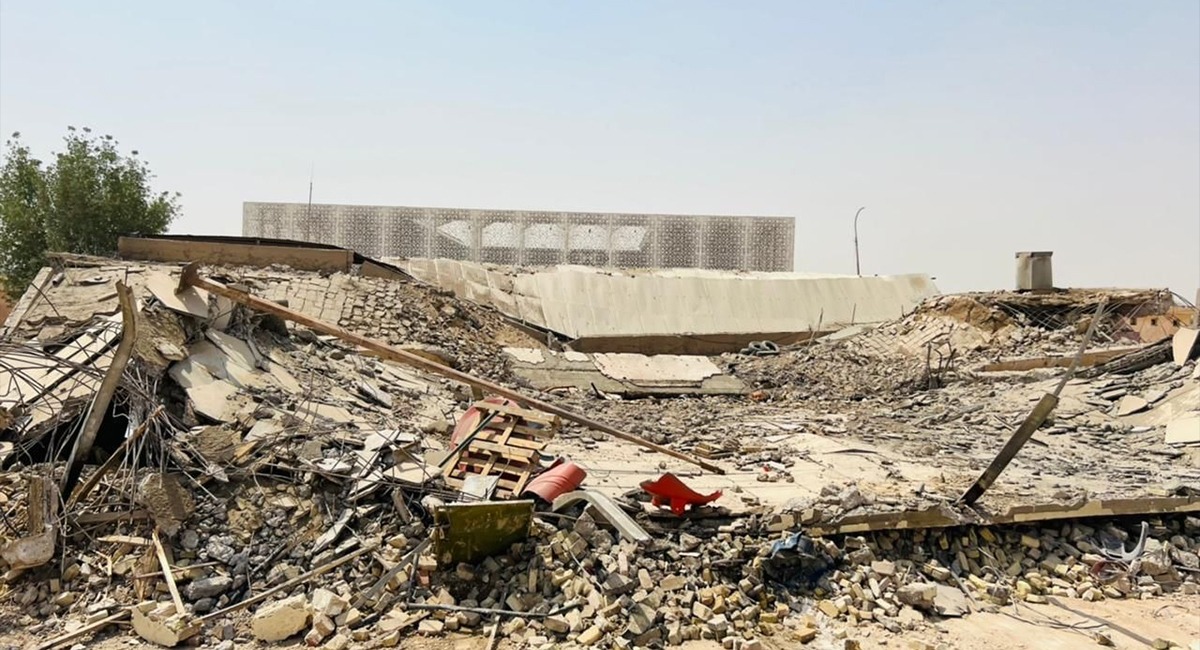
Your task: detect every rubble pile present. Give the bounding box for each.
[0,252,1196,650]
[730,344,931,402]
[243,269,521,381]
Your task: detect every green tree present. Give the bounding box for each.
[0,127,180,297]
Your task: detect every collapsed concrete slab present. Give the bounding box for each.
[503,347,746,396]
[396,259,939,354]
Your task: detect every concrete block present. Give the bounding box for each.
[252,594,310,642]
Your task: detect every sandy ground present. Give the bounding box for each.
[7,595,1194,650]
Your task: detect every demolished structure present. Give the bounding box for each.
[0,236,1197,650]
[395,259,939,354]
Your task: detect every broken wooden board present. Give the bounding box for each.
[810,495,1200,536]
[0,475,59,569]
[979,347,1140,373]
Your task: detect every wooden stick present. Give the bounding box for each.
[363,538,431,604]
[34,609,129,650]
[97,534,154,546]
[70,509,150,526]
[404,600,580,619]
[131,560,222,580]
[178,265,723,474]
[151,530,186,614]
[404,601,542,617]
[198,543,375,622]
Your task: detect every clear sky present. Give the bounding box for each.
[1,1,1197,296]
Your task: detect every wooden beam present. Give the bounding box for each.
[959,300,1106,505]
[118,236,353,273]
[34,610,129,650]
[198,543,376,622]
[178,264,723,474]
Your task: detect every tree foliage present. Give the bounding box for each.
[0,127,180,297]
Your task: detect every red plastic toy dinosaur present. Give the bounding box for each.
[640,473,722,516]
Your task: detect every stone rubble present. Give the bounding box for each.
[0,257,1195,650]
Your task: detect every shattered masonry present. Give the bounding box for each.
[0,238,1197,650]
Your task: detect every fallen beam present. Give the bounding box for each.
[198,543,376,622]
[118,236,353,273]
[810,495,1200,536]
[978,347,1137,373]
[959,300,1105,505]
[35,609,130,650]
[404,601,579,619]
[151,530,187,615]
[62,281,137,494]
[178,264,722,474]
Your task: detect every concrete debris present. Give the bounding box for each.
[251,594,310,641]
[131,601,201,647]
[0,249,1196,649]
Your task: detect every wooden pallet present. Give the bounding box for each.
[442,400,560,499]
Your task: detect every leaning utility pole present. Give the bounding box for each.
[853,207,865,276]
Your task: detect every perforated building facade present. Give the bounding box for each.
[242,202,795,271]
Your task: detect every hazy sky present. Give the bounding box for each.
[1,1,1197,295]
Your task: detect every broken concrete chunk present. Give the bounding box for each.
[245,417,284,443]
[577,625,603,645]
[895,583,938,611]
[251,594,310,641]
[185,378,243,423]
[0,530,56,570]
[145,272,210,319]
[131,601,201,647]
[1174,327,1200,365]
[188,426,241,464]
[311,588,349,617]
[417,619,445,634]
[156,342,187,361]
[1165,415,1200,446]
[933,584,970,617]
[626,602,657,636]
[1116,395,1150,417]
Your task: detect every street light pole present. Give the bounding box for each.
[853,206,865,276]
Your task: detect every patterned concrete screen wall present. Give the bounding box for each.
[243,202,795,271]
